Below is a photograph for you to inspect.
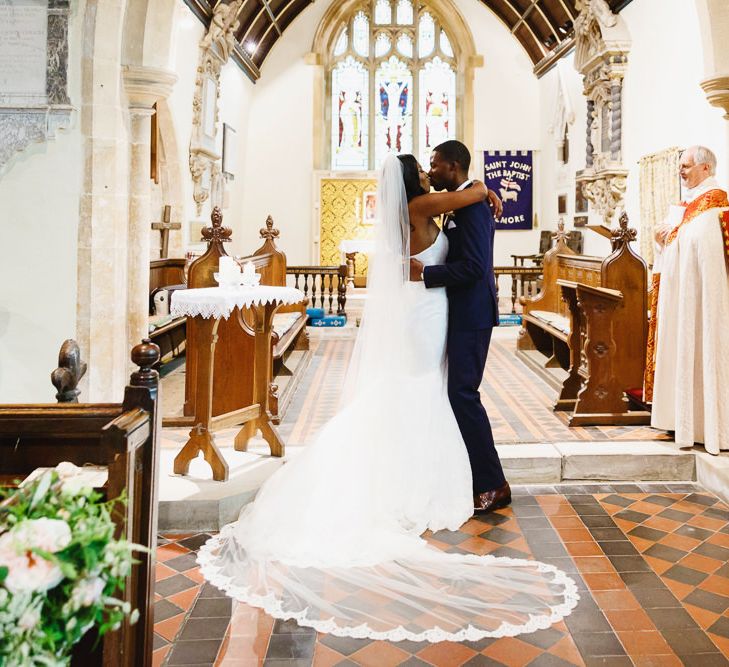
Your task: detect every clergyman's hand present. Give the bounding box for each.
[487,189,503,219]
[409,257,424,282]
[654,222,672,246]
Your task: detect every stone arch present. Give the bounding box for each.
[77,0,178,400]
[695,0,729,76]
[695,0,729,122]
[309,0,482,170]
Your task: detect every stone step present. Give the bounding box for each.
[159,439,706,531]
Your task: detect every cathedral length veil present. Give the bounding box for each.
[197,155,579,642]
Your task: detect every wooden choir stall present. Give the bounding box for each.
[169,208,306,481]
[517,213,649,426]
[0,339,162,667]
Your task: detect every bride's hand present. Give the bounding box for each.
[471,180,489,201]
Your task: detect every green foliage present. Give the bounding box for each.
[0,471,141,666]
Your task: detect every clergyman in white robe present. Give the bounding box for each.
[651,176,729,454]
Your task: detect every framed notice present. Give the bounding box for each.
[483,151,534,230]
[362,191,377,225]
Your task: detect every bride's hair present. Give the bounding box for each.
[397,154,426,202]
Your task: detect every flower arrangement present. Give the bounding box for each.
[0,464,141,666]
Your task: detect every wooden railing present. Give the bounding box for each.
[287,265,348,316]
[494,266,543,314]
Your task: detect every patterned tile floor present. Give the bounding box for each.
[153,484,729,666]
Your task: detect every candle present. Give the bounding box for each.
[219,256,239,276]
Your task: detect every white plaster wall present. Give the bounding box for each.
[0,2,85,402]
[218,60,255,257]
[166,3,255,256]
[457,0,543,266]
[621,0,727,227]
[237,2,331,262]
[536,55,614,258]
[166,6,205,249]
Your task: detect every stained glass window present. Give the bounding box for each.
[396,0,413,25]
[419,57,456,166]
[332,57,369,170]
[375,0,391,25]
[440,30,454,57]
[396,33,413,58]
[334,29,348,57]
[375,32,391,57]
[353,12,370,56]
[375,56,413,166]
[329,2,458,170]
[418,13,435,57]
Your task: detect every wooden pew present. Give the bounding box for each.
[517,213,649,425]
[149,258,187,363]
[0,339,161,667]
[517,220,576,379]
[251,216,310,388]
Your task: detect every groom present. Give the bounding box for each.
[409,140,510,514]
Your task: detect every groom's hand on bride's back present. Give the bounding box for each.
[409,258,424,282]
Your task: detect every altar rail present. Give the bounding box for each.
[494,266,542,314]
[287,265,348,316]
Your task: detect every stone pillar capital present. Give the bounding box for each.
[701,74,729,119]
[123,65,178,112]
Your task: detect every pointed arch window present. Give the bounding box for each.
[330,1,458,171]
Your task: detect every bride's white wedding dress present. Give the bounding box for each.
[198,223,579,642]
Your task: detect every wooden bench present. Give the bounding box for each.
[149,258,187,363]
[0,339,161,666]
[517,213,649,425]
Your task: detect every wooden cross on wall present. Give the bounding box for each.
[152,205,181,258]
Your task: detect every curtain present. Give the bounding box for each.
[638,147,681,266]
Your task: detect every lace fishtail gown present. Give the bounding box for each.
[199,233,579,642]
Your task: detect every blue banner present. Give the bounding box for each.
[483,151,533,230]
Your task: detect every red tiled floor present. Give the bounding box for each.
[604,608,655,631]
[153,487,729,667]
[155,612,186,642]
[416,640,478,666]
[349,640,411,666]
[482,637,543,666]
[616,630,674,656]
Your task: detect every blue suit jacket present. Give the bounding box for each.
[422,198,499,331]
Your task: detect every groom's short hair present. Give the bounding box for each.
[434,140,471,172]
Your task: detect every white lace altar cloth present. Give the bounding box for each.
[171,286,305,320]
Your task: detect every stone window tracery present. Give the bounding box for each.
[330,1,458,171]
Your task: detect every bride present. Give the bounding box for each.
[198,154,578,642]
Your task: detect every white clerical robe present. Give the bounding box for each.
[651,178,729,454]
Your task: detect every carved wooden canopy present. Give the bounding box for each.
[183,0,633,80]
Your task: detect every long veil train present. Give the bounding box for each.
[197,155,579,642]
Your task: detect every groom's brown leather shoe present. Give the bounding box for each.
[473,482,511,514]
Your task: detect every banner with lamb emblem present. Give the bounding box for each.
[483,151,533,230]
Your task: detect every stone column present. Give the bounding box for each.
[122,66,177,357]
[586,100,595,168]
[610,79,622,161]
[701,74,729,176]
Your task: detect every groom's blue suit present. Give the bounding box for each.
[422,193,506,494]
